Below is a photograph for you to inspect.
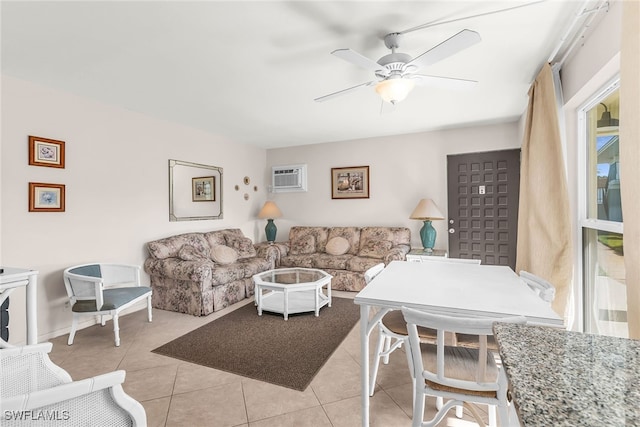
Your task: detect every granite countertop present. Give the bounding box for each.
[494,323,640,427]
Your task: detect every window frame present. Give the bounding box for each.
[577,76,623,334]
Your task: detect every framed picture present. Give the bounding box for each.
[192,176,215,202]
[29,182,65,212]
[29,136,65,168]
[331,166,370,199]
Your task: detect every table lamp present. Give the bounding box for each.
[409,199,444,252]
[258,201,283,243]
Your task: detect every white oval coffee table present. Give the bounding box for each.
[252,268,332,320]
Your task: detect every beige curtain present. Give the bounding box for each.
[620,0,640,339]
[516,63,573,317]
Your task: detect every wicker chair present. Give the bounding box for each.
[0,343,146,426]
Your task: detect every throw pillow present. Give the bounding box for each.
[226,236,257,259]
[325,236,350,256]
[210,245,239,264]
[290,234,316,255]
[359,239,394,259]
[178,244,209,261]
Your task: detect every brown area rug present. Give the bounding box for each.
[152,297,360,391]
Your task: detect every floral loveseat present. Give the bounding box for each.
[144,229,277,316]
[278,226,411,291]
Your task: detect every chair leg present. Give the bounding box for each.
[497,404,510,427]
[456,404,463,418]
[403,344,416,403]
[436,396,443,409]
[488,404,497,426]
[147,295,153,322]
[100,315,106,326]
[369,327,386,396]
[113,313,121,347]
[413,389,426,427]
[68,314,79,345]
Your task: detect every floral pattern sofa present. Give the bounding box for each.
[144,229,278,316]
[279,226,411,291]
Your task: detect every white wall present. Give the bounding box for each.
[267,122,521,249]
[1,76,267,344]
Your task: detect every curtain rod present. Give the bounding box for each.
[548,0,610,67]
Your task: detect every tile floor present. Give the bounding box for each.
[48,291,488,426]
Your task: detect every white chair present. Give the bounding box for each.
[519,270,556,304]
[364,262,385,284]
[63,263,152,347]
[0,343,146,426]
[369,257,480,397]
[366,263,441,398]
[401,307,526,427]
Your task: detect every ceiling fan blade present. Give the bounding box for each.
[410,74,477,90]
[406,29,481,69]
[331,49,389,76]
[314,81,376,102]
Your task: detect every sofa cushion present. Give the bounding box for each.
[203,230,227,248]
[279,254,315,268]
[238,257,271,276]
[327,227,360,255]
[288,227,329,253]
[326,236,350,256]
[178,244,209,261]
[210,245,239,264]
[358,239,393,259]
[225,236,257,259]
[290,234,316,255]
[360,227,411,250]
[210,263,246,286]
[148,233,210,260]
[346,256,387,273]
[313,253,352,270]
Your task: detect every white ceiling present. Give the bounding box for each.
[1,1,587,149]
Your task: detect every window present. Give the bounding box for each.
[580,82,626,337]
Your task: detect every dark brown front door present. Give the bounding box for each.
[447,149,521,269]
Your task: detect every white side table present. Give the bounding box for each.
[405,248,448,262]
[0,267,39,347]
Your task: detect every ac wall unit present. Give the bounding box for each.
[271,164,307,193]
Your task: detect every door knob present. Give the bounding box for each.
[449,228,455,234]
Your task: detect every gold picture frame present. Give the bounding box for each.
[192,176,215,202]
[331,166,370,199]
[29,136,65,168]
[29,182,65,212]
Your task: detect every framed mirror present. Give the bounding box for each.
[169,159,223,221]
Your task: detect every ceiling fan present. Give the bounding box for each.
[314,29,481,105]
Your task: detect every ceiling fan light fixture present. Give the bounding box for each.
[375,78,415,104]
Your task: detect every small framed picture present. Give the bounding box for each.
[29,182,65,212]
[331,166,370,199]
[192,176,215,202]
[29,136,65,168]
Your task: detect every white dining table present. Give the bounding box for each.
[353,260,564,427]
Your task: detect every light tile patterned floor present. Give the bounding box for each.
[48,291,488,427]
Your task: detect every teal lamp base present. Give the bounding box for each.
[265,219,277,243]
[419,220,437,252]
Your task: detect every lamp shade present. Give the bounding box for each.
[409,199,444,220]
[375,78,415,104]
[258,201,282,219]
